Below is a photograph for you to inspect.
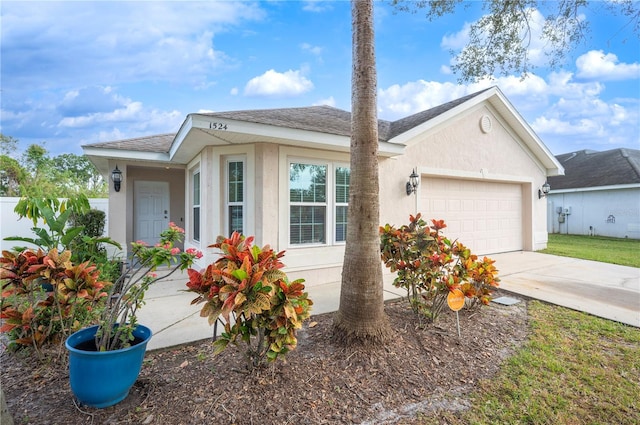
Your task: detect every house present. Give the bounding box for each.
[546,148,640,239]
[82,86,563,287]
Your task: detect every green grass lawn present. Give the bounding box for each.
[429,301,640,425]
[540,233,640,268]
[419,233,640,424]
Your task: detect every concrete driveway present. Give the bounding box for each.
[492,251,640,328]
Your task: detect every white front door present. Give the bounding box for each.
[134,181,170,246]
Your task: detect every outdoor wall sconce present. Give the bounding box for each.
[111,165,123,192]
[406,168,419,196]
[538,182,551,199]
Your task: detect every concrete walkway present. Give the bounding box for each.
[137,273,406,351]
[138,252,640,351]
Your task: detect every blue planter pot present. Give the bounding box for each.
[65,324,152,408]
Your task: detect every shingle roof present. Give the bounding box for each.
[83,133,175,153]
[201,105,356,138]
[82,88,492,152]
[548,148,640,190]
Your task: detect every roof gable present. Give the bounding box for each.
[549,148,640,189]
[82,86,561,177]
[381,88,492,141]
[83,90,493,154]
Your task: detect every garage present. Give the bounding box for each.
[420,177,524,255]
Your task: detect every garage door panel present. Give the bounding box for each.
[420,177,523,255]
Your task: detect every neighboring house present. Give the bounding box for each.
[82,86,563,287]
[546,148,640,239]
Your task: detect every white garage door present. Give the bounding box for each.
[420,177,523,255]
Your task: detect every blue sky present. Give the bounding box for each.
[1,0,639,159]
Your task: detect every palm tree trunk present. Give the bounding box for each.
[333,0,392,344]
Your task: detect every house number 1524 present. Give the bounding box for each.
[209,122,228,130]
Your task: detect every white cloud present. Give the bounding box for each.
[440,65,453,75]
[1,1,265,89]
[244,69,314,97]
[440,22,471,50]
[531,94,639,151]
[301,43,323,56]
[576,50,640,81]
[313,96,336,107]
[58,86,124,115]
[302,1,333,13]
[58,102,182,132]
[77,104,183,146]
[378,80,491,119]
[58,102,139,128]
[55,87,184,143]
[301,43,324,64]
[95,128,126,143]
[532,116,603,136]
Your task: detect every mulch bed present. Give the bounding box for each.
[1,290,529,424]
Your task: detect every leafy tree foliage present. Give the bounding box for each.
[0,134,107,197]
[0,134,19,155]
[392,0,639,81]
[0,155,25,197]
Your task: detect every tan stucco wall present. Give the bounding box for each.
[379,105,549,251]
[255,143,279,247]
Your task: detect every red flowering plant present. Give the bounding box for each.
[95,222,202,351]
[186,232,312,370]
[380,213,499,323]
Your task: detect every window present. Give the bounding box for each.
[335,166,350,242]
[227,160,244,235]
[289,161,349,246]
[192,170,200,242]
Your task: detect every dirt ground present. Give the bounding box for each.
[1,290,529,425]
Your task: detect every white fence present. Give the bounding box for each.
[0,197,109,252]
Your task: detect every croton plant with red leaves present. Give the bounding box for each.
[0,248,110,351]
[380,213,499,323]
[186,232,313,369]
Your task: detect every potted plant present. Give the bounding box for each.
[65,222,202,408]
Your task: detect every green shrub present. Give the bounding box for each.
[380,213,499,322]
[70,208,106,238]
[186,232,313,370]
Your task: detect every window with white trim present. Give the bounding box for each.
[191,169,201,242]
[226,159,244,235]
[334,166,350,242]
[289,161,349,246]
